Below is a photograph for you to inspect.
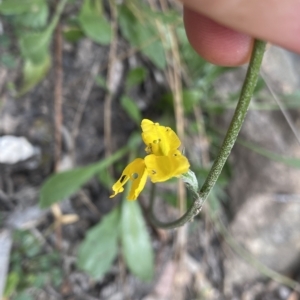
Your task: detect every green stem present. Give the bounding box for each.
[47,0,68,35]
[149,39,266,229]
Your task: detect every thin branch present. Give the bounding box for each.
[149,40,267,229]
[104,0,118,159]
[53,2,64,250]
[167,9,187,257]
[71,61,101,142]
[54,14,63,172]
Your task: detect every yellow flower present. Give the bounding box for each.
[110,119,190,200]
[110,158,148,200]
[141,119,180,156]
[145,150,189,183]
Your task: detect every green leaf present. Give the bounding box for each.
[19,30,51,64]
[63,26,84,43]
[121,200,154,281]
[125,67,147,90]
[118,6,139,45]
[13,1,49,29]
[39,145,130,208]
[77,208,120,279]
[121,96,142,125]
[119,5,166,69]
[40,164,103,208]
[18,54,51,96]
[78,0,111,45]
[98,170,115,189]
[0,0,43,15]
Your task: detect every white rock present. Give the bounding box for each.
[0,135,36,164]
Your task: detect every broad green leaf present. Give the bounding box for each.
[39,145,131,208]
[121,96,141,125]
[125,67,147,90]
[77,207,120,279]
[121,200,154,281]
[18,54,51,96]
[40,163,101,208]
[18,0,66,63]
[19,31,51,64]
[118,5,139,45]
[78,0,111,45]
[13,1,49,29]
[0,0,43,15]
[98,170,115,189]
[119,5,166,69]
[138,31,166,70]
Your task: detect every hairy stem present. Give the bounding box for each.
[150,39,266,229]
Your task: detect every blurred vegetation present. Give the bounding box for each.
[4,230,62,300]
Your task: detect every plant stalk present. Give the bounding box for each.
[150,39,266,229]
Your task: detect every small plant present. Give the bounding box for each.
[4,230,62,299]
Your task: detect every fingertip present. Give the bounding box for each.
[184,7,253,66]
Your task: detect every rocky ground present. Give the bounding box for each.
[1,13,300,300]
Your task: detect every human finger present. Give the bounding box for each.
[184,7,253,66]
[181,0,300,54]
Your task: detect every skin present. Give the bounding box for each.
[182,0,300,66]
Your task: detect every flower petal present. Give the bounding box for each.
[141,119,180,156]
[127,160,148,200]
[144,150,190,183]
[110,158,148,201]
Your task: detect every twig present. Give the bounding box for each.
[71,61,101,142]
[78,190,101,217]
[104,0,118,160]
[54,17,63,172]
[165,3,187,259]
[53,1,63,249]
